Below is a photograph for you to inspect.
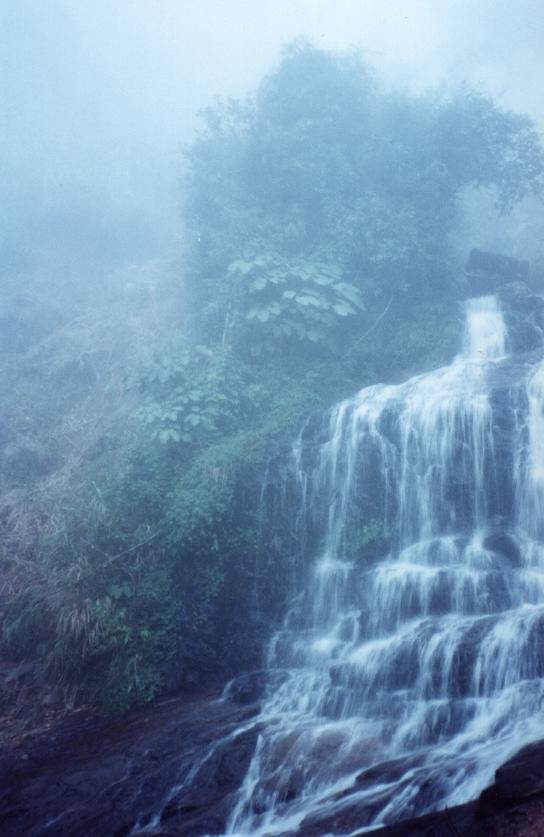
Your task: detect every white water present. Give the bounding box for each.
[521,360,544,537]
[221,296,544,835]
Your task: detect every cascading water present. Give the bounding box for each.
[220,295,544,836]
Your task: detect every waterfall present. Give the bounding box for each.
[223,295,544,836]
[521,360,544,538]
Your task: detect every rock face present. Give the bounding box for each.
[465,249,530,296]
[0,693,261,837]
[3,695,544,837]
[497,281,544,354]
[364,738,544,836]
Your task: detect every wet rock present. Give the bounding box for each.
[481,739,544,806]
[363,739,544,836]
[223,669,289,704]
[494,281,544,354]
[499,281,544,321]
[0,693,261,837]
[166,725,261,835]
[483,531,522,567]
[465,250,529,296]
[362,800,482,836]
[504,313,543,354]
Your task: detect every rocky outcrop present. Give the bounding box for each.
[465,249,530,296]
[3,693,544,837]
[464,251,544,355]
[497,281,544,354]
[464,248,544,364]
[364,739,544,836]
[0,691,261,837]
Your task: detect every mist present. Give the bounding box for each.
[2,5,544,836]
[3,0,544,275]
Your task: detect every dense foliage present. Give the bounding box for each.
[1,43,543,714]
[184,43,542,353]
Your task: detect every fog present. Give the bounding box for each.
[4,5,544,831]
[3,0,544,273]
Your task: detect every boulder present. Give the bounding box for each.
[465,249,530,297]
[481,739,544,805]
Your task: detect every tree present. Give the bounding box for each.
[182,42,544,357]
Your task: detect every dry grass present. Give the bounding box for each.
[0,278,181,710]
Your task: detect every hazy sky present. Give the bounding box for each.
[2,0,544,261]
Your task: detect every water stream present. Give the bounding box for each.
[221,296,544,835]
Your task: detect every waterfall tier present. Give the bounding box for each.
[224,296,544,836]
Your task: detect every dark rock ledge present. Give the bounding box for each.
[365,740,544,837]
[2,688,544,837]
[0,691,261,837]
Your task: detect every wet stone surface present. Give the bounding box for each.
[0,693,260,837]
[3,691,544,836]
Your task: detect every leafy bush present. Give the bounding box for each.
[135,346,263,446]
[228,246,363,354]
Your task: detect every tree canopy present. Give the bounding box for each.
[183,42,544,357]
